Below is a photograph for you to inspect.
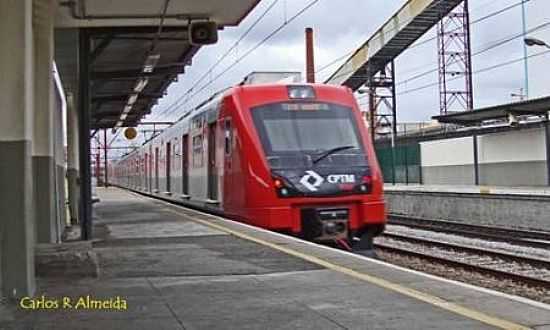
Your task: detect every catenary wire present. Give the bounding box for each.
[159,0,321,120]
[323,0,533,84]
[153,0,281,120]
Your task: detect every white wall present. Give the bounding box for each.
[421,128,546,167]
[420,136,474,167]
[478,128,546,163]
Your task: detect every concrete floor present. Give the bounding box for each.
[1,188,548,329]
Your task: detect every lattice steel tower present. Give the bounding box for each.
[437,0,474,114]
[367,62,397,142]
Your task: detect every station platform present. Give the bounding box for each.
[384,184,550,232]
[385,184,550,197]
[2,188,550,329]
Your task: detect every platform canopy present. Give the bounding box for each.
[325,0,464,90]
[54,0,260,129]
[432,96,550,125]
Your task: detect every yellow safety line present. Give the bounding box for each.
[155,197,531,329]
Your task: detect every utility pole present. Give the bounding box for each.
[104,129,108,187]
[96,138,101,185]
[305,27,315,83]
[521,0,530,99]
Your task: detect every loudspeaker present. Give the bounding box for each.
[189,21,218,45]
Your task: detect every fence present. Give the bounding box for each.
[375,144,421,184]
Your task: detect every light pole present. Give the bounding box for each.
[524,37,550,49]
[521,0,529,99]
[525,37,550,186]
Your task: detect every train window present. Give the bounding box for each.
[192,134,203,167]
[155,147,160,190]
[224,119,232,156]
[192,116,204,131]
[173,141,179,170]
[251,102,368,169]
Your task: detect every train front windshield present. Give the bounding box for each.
[251,102,368,169]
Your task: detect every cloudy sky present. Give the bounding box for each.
[109,0,550,150]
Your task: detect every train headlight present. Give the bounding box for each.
[354,174,372,194]
[362,175,372,185]
[325,222,337,235]
[287,85,316,99]
[274,179,284,189]
[272,174,301,198]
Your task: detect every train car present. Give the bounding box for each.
[112,76,386,248]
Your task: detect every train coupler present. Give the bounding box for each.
[350,224,385,257]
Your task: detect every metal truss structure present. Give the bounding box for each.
[366,62,397,142]
[437,0,474,114]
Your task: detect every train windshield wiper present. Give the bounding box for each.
[312,145,356,164]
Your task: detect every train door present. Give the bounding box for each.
[145,153,149,191]
[223,118,233,207]
[149,149,153,191]
[140,156,144,189]
[182,135,189,196]
[207,123,218,201]
[138,157,142,188]
[155,147,159,192]
[166,141,171,193]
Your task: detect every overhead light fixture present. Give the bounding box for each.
[112,121,123,133]
[287,85,316,99]
[123,105,132,114]
[143,54,160,73]
[524,37,549,48]
[134,78,149,93]
[127,94,139,106]
[507,113,519,127]
[120,113,128,121]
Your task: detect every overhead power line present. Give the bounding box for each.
[404,0,532,53]
[354,19,550,104]
[316,0,532,80]
[392,20,550,88]
[156,0,320,120]
[153,0,281,119]
[396,49,550,96]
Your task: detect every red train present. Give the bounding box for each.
[112,78,386,248]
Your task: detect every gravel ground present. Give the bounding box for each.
[377,235,550,281]
[375,248,550,304]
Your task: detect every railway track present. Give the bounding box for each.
[375,232,550,288]
[125,188,550,290]
[388,215,550,250]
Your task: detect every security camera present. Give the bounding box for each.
[189,21,218,45]
[507,113,519,127]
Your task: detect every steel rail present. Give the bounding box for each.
[389,215,550,249]
[376,233,550,288]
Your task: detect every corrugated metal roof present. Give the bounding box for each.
[433,96,550,125]
[54,0,260,130]
[87,27,198,129]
